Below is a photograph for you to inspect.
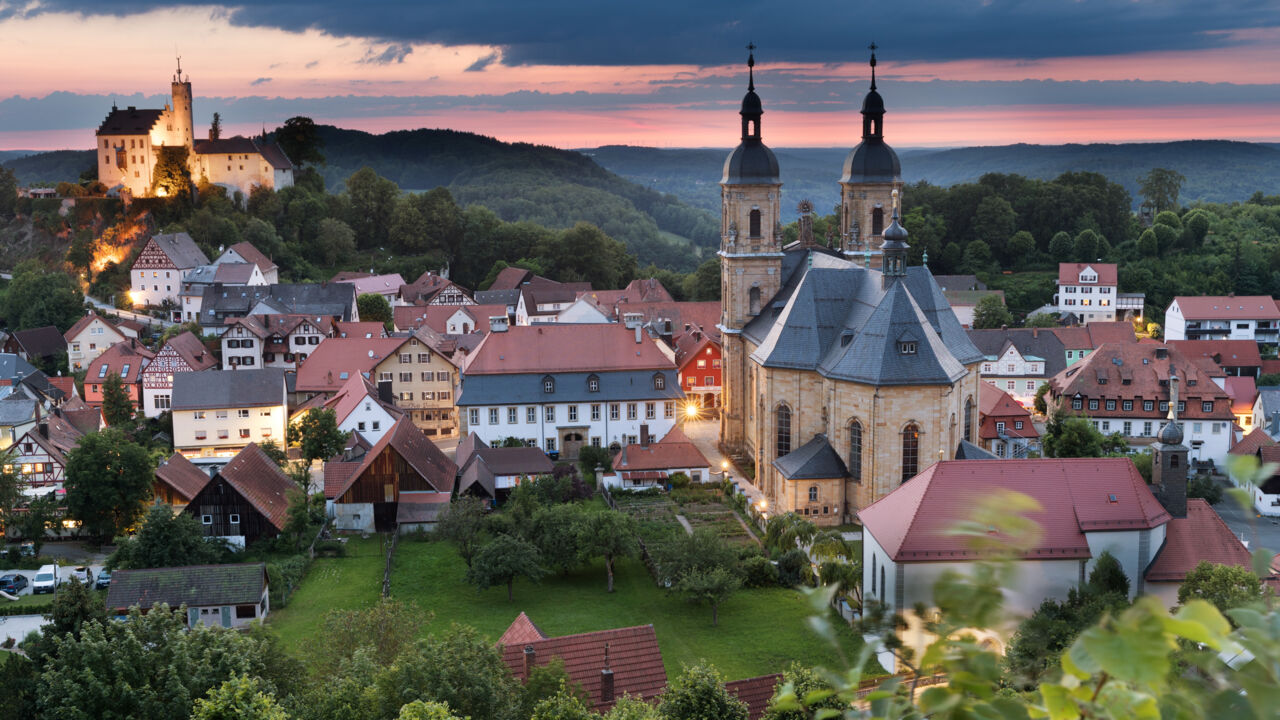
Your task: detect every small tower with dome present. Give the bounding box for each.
[1152,372,1189,518]
[839,45,904,257]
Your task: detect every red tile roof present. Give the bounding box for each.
[498,612,547,646]
[1171,296,1280,321]
[977,383,1037,440]
[63,312,126,343]
[225,241,277,274]
[858,458,1170,562]
[1084,321,1137,346]
[1167,340,1263,369]
[334,273,406,297]
[488,267,534,291]
[1145,499,1253,582]
[1230,427,1275,456]
[328,417,457,500]
[47,376,76,399]
[725,675,782,720]
[500,622,666,713]
[1224,376,1258,416]
[613,427,711,472]
[85,339,156,386]
[333,321,386,339]
[1048,343,1233,422]
[1058,263,1117,286]
[218,443,296,531]
[673,327,720,371]
[294,337,406,393]
[159,331,218,371]
[155,452,210,502]
[323,373,402,426]
[321,460,359,498]
[464,324,674,375]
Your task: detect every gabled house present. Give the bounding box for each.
[608,426,712,490]
[977,382,1038,458]
[153,451,211,509]
[197,282,357,336]
[1224,376,1258,432]
[0,354,66,407]
[673,324,722,410]
[9,412,85,489]
[1164,296,1280,348]
[333,272,406,306]
[140,331,217,418]
[1055,262,1119,323]
[178,262,268,321]
[131,232,210,309]
[292,336,404,400]
[1167,339,1262,379]
[456,433,555,500]
[216,242,278,284]
[399,271,475,306]
[171,368,288,462]
[106,563,269,628]
[64,312,130,371]
[3,326,67,368]
[221,313,332,370]
[370,328,460,438]
[182,443,294,548]
[0,396,40,450]
[304,373,402,445]
[324,417,456,532]
[393,304,508,335]
[83,339,155,412]
[967,328,1066,408]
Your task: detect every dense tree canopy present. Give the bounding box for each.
[4,260,84,332]
[64,427,155,538]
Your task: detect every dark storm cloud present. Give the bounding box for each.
[6,0,1280,66]
[466,51,500,72]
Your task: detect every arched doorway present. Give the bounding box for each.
[561,432,585,461]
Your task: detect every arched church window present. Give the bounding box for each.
[849,420,863,483]
[872,207,884,236]
[749,209,762,238]
[749,286,761,316]
[808,486,819,502]
[1170,454,1179,468]
[776,404,792,458]
[901,423,919,482]
[964,396,974,443]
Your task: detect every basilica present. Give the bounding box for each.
[717,50,984,525]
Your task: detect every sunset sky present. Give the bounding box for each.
[3,1,1280,151]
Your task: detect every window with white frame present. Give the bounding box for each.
[488,408,499,425]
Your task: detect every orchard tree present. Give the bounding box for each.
[530,503,586,575]
[287,407,348,467]
[659,663,747,720]
[467,533,546,601]
[575,510,638,592]
[64,427,155,538]
[676,565,742,627]
[436,495,489,567]
[1177,561,1269,617]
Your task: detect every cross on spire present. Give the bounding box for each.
[746,42,756,91]
[868,43,877,90]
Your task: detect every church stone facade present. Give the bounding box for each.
[718,51,983,525]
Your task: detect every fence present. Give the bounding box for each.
[854,672,947,699]
[381,531,399,599]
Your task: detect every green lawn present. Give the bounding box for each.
[269,536,386,651]
[389,539,869,681]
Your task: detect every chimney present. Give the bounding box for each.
[640,424,651,447]
[634,326,642,344]
[37,421,48,439]
[1032,328,1039,338]
[600,642,615,703]
[523,646,536,679]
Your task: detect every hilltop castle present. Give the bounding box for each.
[718,49,983,524]
[95,61,293,200]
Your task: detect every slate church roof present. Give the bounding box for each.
[773,434,849,479]
[744,251,982,385]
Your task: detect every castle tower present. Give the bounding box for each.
[839,45,903,256]
[1152,372,1189,518]
[170,58,195,150]
[719,46,783,452]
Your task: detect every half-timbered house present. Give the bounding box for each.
[140,331,218,418]
[8,413,84,490]
[130,232,210,310]
[181,443,293,547]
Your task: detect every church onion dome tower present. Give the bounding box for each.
[880,210,909,287]
[840,47,901,184]
[722,48,780,185]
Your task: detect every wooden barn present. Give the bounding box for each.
[153,452,212,509]
[182,443,293,548]
[325,416,456,532]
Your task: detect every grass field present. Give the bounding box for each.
[268,535,386,652]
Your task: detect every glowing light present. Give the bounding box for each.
[720,460,729,471]
[685,404,700,419]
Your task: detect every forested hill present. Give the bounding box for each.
[585,140,1280,222]
[1,126,720,271]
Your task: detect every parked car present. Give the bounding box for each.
[0,574,27,594]
[67,566,93,585]
[31,564,58,594]
[18,542,34,557]
[94,569,112,590]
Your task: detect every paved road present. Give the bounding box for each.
[681,419,766,508]
[1214,481,1280,554]
[83,295,176,331]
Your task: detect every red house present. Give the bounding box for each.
[674,324,721,410]
[83,339,155,413]
[978,382,1039,458]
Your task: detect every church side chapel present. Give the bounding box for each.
[718,48,984,525]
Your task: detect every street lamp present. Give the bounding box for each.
[685,403,700,420]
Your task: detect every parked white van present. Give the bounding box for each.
[32,564,59,594]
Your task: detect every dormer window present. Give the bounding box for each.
[840,332,853,348]
[543,376,555,393]
[898,342,917,355]
[653,373,666,390]
[587,375,600,393]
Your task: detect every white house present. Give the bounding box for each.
[215,242,279,284]
[171,369,288,463]
[130,233,210,309]
[456,324,683,460]
[555,296,614,324]
[1055,263,1118,324]
[1164,296,1280,348]
[221,314,332,370]
[297,373,401,445]
[63,312,130,371]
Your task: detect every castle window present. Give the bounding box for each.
[775,404,792,459]
[963,396,974,442]
[749,209,761,238]
[748,286,761,316]
[808,486,818,502]
[872,207,884,236]
[901,423,919,482]
[849,420,863,483]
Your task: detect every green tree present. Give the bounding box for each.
[23,574,109,662]
[1041,414,1106,458]
[763,513,816,554]
[520,658,586,720]
[577,444,613,477]
[659,663,747,720]
[398,700,465,720]
[316,599,425,674]
[191,675,289,720]
[1183,209,1211,245]
[109,502,229,569]
[1033,383,1052,415]
[1177,561,1268,616]
[152,145,192,201]
[536,222,636,290]
[241,218,283,260]
[1073,228,1101,261]
[436,496,489,567]
[0,166,17,218]
[209,113,223,141]
[530,687,598,720]
[1025,312,1058,328]
[971,195,1017,257]
[36,605,277,720]
[314,218,357,266]
[287,408,348,468]
[656,528,742,586]
[529,503,585,575]
[1139,167,1185,212]
[1153,210,1182,231]
[971,294,1014,329]
[1137,228,1159,257]
[373,625,521,720]
[275,116,325,168]
[64,427,155,538]
[12,493,57,554]
[467,533,546,601]
[575,510,639,592]
[0,452,26,533]
[356,293,393,329]
[1188,475,1223,505]
[4,259,85,332]
[1088,550,1131,596]
[1047,231,1073,262]
[100,371,136,427]
[684,257,721,302]
[761,664,837,720]
[676,565,742,627]
[345,167,400,249]
[961,239,993,273]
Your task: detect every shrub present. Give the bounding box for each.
[1188,475,1223,505]
[741,555,779,588]
[267,554,311,608]
[776,548,814,587]
[669,472,691,489]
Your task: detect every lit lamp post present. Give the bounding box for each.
[685,403,700,421]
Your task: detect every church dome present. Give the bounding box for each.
[722,142,780,185]
[741,89,763,116]
[840,140,900,184]
[1158,420,1183,445]
[861,88,885,114]
[882,214,908,245]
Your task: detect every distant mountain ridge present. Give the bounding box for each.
[585,140,1280,221]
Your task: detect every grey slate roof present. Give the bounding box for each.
[772,434,849,480]
[106,563,267,611]
[474,289,521,307]
[744,251,981,386]
[1257,387,1280,431]
[172,368,287,410]
[954,440,998,460]
[966,328,1068,377]
[11,326,66,359]
[457,370,683,406]
[151,233,210,270]
[199,283,357,325]
[0,397,38,426]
